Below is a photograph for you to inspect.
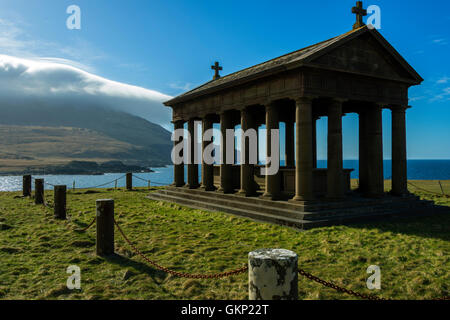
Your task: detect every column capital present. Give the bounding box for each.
[172,119,185,125]
[293,96,314,105]
[263,100,279,109]
[202,113,217,120]
[389,105,409,113]
[329,98,347,106]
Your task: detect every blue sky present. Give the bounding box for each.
[0,0,449,159]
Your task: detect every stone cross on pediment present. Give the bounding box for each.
[211,61,223,80]
[352,1,367,30]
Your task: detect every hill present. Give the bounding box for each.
[0,104,172,174]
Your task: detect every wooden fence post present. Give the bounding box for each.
[96,199,114,256]
[54,185,67,220]
[34,179,44,205]
[248,249,298,300]
[126,173,132,191]
[23,175,32,197]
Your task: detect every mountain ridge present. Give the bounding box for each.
[0,104,173,173]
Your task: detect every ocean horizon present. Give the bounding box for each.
[1,159,450,192]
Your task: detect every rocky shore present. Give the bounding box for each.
[0,160,154,176]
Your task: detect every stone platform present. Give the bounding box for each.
[146,187,447,230]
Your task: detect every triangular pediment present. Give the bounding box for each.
[304,28,422,84]
[166,26,422,105]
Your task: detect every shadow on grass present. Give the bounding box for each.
[104,253,168,284]
[346,208,450,242]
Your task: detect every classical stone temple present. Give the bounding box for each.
[149,3,441,228]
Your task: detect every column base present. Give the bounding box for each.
[185,184,200,190]
[363,192,384,199]
[389,190,410,197]
[171,182,185,188]
[261,193,280,201]
[238,189,257,197]
[201,185,217,192]
[217,187,234,194]
[291,194,315,202]
[326,194,345,201]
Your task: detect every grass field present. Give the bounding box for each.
[0,181,449,300]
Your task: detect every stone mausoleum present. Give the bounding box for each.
[149,2,442,229]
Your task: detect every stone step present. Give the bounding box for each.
[164,186,308,211]
[158,187,432,221]
[147,192,310,229]
[158,188,307,220]
[147,190,438,229]
[163,186,422,213]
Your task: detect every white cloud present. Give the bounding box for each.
[0,17,104,70]
[0,54,173,126]
[429,87,450,102]
[437,76,450,84]
[431,38,447,45]
[169,82,194,92]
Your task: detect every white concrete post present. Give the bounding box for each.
[248,248,298,300]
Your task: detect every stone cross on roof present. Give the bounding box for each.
[211,61,223,80]
[352,1,367,30]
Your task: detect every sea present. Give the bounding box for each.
[1,160,450,192]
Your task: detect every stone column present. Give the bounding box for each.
[292,97,314,201]
[201,116,216,191]
[186,119,200,189]
[327,100,345,200]
[312,117,318,169]
[391,105,408,196]
[358,111,368,193]
[173,120,185,187]
[239,108,256,196]
[248,249,298,300]
[285,120,295,168]
[262,103,280,200]
[366,105,384,197]
[219,111,234,193]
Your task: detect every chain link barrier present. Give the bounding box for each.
[33,175,127,190]
[17,182,450,299]
[407,181,449,198]
[76,217,96,232]
[113,218,248,279]
[132,174,168,186]
[298,268,387,300]
[298,268,450,301]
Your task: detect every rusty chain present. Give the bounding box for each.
[407,181,449,198]
[22,192,449,298]
[298,268,387,300]
[113,218,248,279]
[76,217,96,232]
[299,269,450,301]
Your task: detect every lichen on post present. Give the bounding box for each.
[248,248,298,300]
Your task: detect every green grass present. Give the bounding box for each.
[0,183,449,300]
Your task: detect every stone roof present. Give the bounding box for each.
[165,26,422,106]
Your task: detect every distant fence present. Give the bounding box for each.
[14,176,450,300]
[27,172,169,193]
